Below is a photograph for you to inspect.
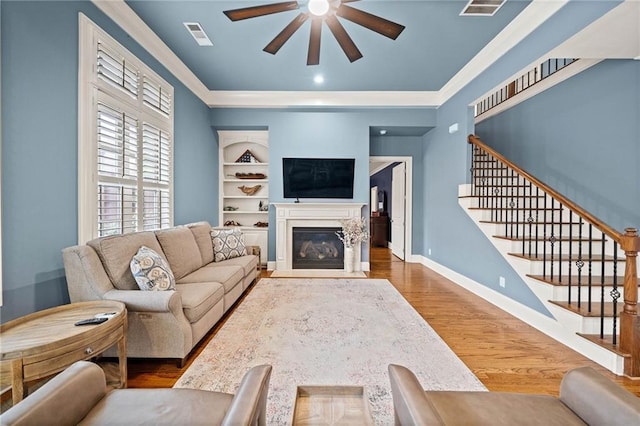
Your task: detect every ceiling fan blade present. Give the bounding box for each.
[224,1,299,21]
[325,15,363,63]
[336,4,405,40]
[307,19,322,66]
[264,13,309,55]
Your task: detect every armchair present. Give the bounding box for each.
[1,361,272,426]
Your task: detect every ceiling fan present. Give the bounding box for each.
[223,0,405,65]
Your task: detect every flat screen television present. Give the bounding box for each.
[283,158,355,199]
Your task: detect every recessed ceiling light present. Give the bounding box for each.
[380,129,387,135]
[314,74,324,84]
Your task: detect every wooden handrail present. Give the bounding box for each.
[468,134,627,244]
[469,134,640,377]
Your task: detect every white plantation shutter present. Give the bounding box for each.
[97,42,138,97]
[143,77,171,116]
[79,16,174,241]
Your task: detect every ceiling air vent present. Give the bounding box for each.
[184,22,213,46]
[461,0,506,16]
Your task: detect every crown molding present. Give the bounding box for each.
[92,0,211,104]
[204,91,441,108]
[94,0,564,109]
[438,0,568,105]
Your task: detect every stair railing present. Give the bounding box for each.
[468,134,640,377]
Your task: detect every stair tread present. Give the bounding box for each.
[495,235,600,242]
[469,207,563,211]
[462,195,546,199]
[509,253,619,262]
[480,220,578,225]
[528,274,638,287]
[577,334,629,358]
[549,300,622,317]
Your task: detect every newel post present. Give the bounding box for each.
[620,227,640,377]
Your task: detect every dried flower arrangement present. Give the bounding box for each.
[335,217,369,248]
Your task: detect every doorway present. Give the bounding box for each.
[369,156,412,262]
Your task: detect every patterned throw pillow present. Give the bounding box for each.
[211,228,247,262]
[130,246,176,291]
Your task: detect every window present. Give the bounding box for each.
[78,14,173,243]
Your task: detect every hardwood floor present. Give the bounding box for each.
[127,247,640,397]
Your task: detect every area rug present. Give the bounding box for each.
[174,278,486,424]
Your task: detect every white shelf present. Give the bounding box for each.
[223,211,269,215]
[223,162,269,166]
[218,130,269,266]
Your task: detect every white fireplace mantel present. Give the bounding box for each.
[273,203,365,271]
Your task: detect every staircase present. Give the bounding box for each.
[459,135,640,377]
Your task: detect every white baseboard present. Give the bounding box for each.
[416,255,624,375]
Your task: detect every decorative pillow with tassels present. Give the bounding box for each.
[211,228,247,262]
[130,246,176,291]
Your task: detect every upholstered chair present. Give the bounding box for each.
[1,361,272,426]
[388,364,640,426]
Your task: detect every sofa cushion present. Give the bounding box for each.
[130,246,176,291]
[178,264,244,294]
[175,282,225,323]
[215,254,259,276]
[424,391,586,426]
[88,232,165,290]
[211,228,247,262]
[155,227,202,280]
[187,221,214,265]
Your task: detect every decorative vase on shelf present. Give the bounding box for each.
[344,246,354,273]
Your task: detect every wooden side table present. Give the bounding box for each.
[0,300,127,404]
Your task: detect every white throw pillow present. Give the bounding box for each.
[130,246,176,291]
[211,228,247,262]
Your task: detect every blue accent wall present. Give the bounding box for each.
[1,1,214,322]
[476,59,640,231]
[210,109,435,262]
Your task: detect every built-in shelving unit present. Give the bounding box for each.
[218,130,269,265]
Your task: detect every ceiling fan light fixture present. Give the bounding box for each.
[308,0,330,17]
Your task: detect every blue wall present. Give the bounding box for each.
[210,108,435,262]
[476,60,640,232]
[1,1,214,322]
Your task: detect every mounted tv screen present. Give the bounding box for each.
[283,158,355,199]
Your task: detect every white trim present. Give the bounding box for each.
[417,254,625,375]
[369,156,413,261]
[439,0,569,105]
[92,0,564,108]
[474,59,602,123]
[91,0,209,105]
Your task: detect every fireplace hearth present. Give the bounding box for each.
[292,227,344,269]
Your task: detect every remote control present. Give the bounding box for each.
[74,317,108,326]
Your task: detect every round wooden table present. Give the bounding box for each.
[0,300,127,404]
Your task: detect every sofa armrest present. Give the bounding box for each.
[388,364,445,426]
[222,365,272,426]
[559,366,640,426]
[0,361,106,426]
[103,289,183,314]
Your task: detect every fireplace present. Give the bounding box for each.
[273,202,365,272]
[292,227,344,269]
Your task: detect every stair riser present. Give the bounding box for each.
[524,278,625,304]
[510,256,626,276]
[473,208,603,225]
[506,240,623,258]
[547,304,622,335]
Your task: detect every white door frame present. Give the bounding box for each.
[369,156,413,261]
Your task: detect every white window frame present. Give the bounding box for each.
[78,14,174,243]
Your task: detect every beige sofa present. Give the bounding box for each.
[62,222,258,364]
[388,364,640,425]
[0,361,272,426]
